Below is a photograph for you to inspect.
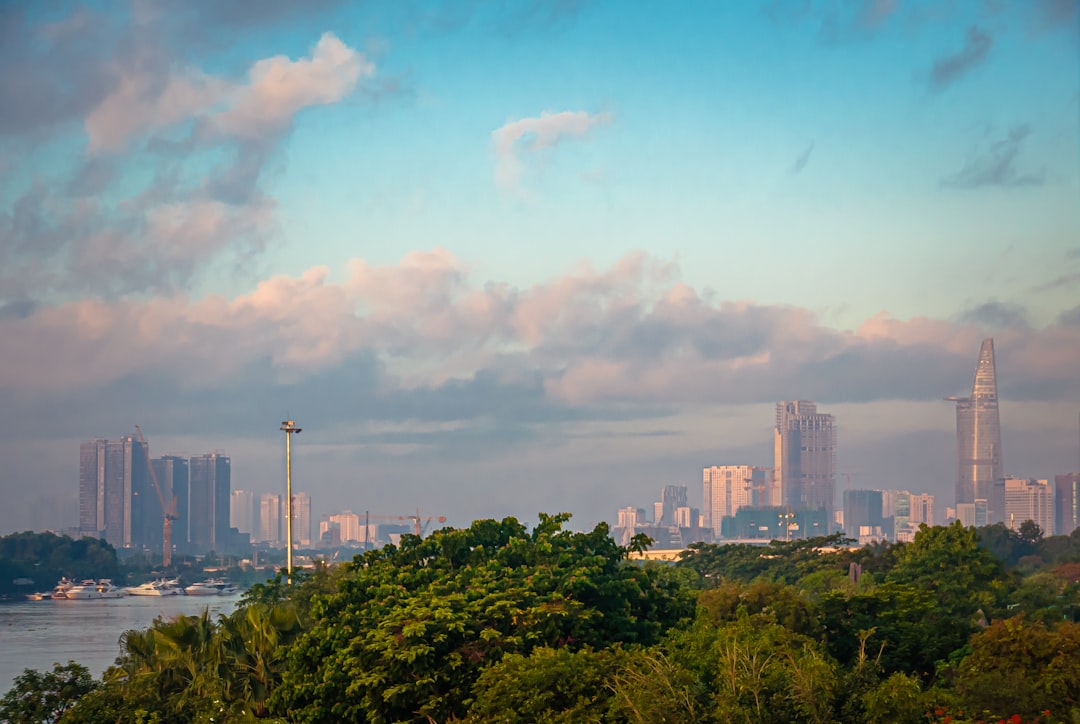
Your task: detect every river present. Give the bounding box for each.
[0,594,243,692]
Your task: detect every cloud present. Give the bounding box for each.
[211,33,374,141]
[790,141,815,174]
[929,26,993,90]
[941,124,1044,188]
[491,110,612,190]
[957,300,1031,329]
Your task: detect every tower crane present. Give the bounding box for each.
[364,511,447,538]
[134,425,179,567]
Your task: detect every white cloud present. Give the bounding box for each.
[491,110,612,189]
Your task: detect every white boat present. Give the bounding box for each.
[64,580,103,600]
[25,591,52,601]
[48,578,76,600]
[96,580,126,598]
[125,578,186,597]
[184,579,239,596]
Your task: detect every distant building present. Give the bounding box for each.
[659,485,688,527]
[703,466,768,535]
[1004,478,1054,535]
[1056,473,1080,536]
[153,456,189,546]
[950,339,1004,520]
[774,401,836,514]
[720,506,829,541]
[291,492,312,546]
[843,489,884,541]
[956,499,988,528]
[328,512,363,543]
[259,493,282,545]
[230,490,256,537]
[79,436,152,549]
[909,493,935,527]
[188,453,231,552]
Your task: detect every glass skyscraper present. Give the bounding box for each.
[950,338,1003,520]
[774,401,837,514]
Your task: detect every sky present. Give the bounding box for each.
[0,0,1078,535]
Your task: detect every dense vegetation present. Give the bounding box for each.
[0,532,119,596]
[4,515,1080,723]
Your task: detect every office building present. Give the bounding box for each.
[189,453,231,552]
[259,493,282,545]
[328,512,362,543]
[720,506,829,541]
[659,485,688,527]
[1056,473,1080,536]
[230,489,256,537]
[950,339,1004,520]
[1004,478,1054,535]
[152,456,189,546]
[79,436,151,549]
[843,489,884,541]
[909,493,935,527]
[774,401,837,513]
[956,499,988,528]
[703,465,768,535]
[291,492,312,546]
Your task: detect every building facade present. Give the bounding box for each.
[259,493,282,545]
[79,436,151,549]
[842,489,884,541]
[152,456,189,547]
[230,489,256,537]
[291,492,312,546]
[950,338,1004,520]
[703,465,768,535]
[774,401,836,514]
[1056,473,1080,537]
[1004,478,1054,535]
[188,453,231,552]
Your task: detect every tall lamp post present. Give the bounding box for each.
[280,420,302,581]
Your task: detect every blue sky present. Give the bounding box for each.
[0,0,1077,533]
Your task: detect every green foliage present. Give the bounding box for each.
[0,661,96,723]
[468,646,630,723]
[678,533,853,586]
[0,532,119,595]
[955,617,1080,721]
[271,514,694,723]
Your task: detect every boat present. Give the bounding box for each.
[47,578,76,600]
[125,578,186,596]
[64,580,104,600]
[24,591,52,601]
[184,579,239,596]
[96,580,126,598]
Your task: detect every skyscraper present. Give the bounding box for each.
[231,489,256,537]
[79,436,150,548]
[188,453,231,552]
[659,485,688,527]
[291,492,312,546]
[774,401,836,513]
[950,338,1003,519]
[152,456,189,547]
[1004,478,1054,535]
[259,493,282,545]
[1056,473,1080,536]
[843,489,884,540]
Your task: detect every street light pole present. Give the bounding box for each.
[280,420,302,581]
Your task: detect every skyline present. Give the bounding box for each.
[0,1,1078,533]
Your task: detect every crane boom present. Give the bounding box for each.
[134,425,176,567]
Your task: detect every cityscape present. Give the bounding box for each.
[65,337,1079,561]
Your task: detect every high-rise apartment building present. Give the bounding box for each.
[703,465,767,535]
[1004,478,1054,535]
[79,436,151,548]
[189,453,231,552]
[950,339,1004,520]
[1056,473,1080,536]
[230,490,256,537]
[956,499,989,528]
[909,493,935,527]
[327,512,363,542]
[259,493,282,545]
[152,456,189,546]
[774,401,836,513]
[291,492,312,546]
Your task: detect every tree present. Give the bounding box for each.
[271,515,694,723]
[0,661,96,723]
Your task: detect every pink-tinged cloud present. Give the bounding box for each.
[212,33,374,140]
[492,110,612,189]
[0,252,1077,409]
[82,33,369,152]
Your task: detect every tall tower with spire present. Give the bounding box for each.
[949,338,1003,519]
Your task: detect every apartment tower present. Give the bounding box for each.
[774,401,837,513]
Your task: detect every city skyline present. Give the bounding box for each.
[0,2,1077,533]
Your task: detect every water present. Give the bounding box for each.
[0,594,243,692]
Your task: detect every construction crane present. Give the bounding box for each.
[134,425,179,567]
[364,511,447,538]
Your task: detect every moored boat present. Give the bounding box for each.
[64,580,104,600]
[96,580,126,598]
[125,578,186,596]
